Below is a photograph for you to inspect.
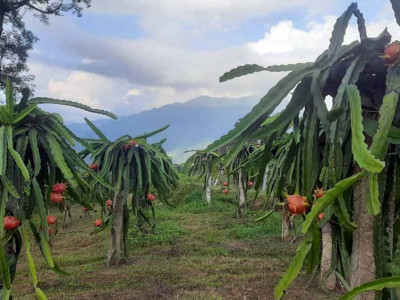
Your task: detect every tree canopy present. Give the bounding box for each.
[0,0,91,92]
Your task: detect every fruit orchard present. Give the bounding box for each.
[3,1,400,300]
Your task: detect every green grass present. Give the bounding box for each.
[175,184,237,214]
[129,220,188,248]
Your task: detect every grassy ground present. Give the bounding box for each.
[13,184,341,299]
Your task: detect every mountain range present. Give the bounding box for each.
[68,95,259,163]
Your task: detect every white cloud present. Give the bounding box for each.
[123,89,142,98]
[81,58,96,65]
[48,71,110,108]
[91,0,332,24]
[247,17,337,55]
[245,16,400,62]
[26,2,400,123]
[85,0,333,46]
[122,88,142,104]
[28,64,138,121]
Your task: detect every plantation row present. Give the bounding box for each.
[3,1,400,300]
[0,79,179,299]
[187,2,400,300]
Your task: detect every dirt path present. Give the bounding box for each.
[13,203,341,299]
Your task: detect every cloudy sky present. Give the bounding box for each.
[25,0,400,122]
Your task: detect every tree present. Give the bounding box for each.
[0,26,37,92]
[80,121,179,266]
[186,150,221,204]
[241,133,300,240]
[0,0,91,92]
[229,143,258,217]
[208,2,400,299]
[0,80,115,298]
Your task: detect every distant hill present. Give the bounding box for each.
[68,95,258,163]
